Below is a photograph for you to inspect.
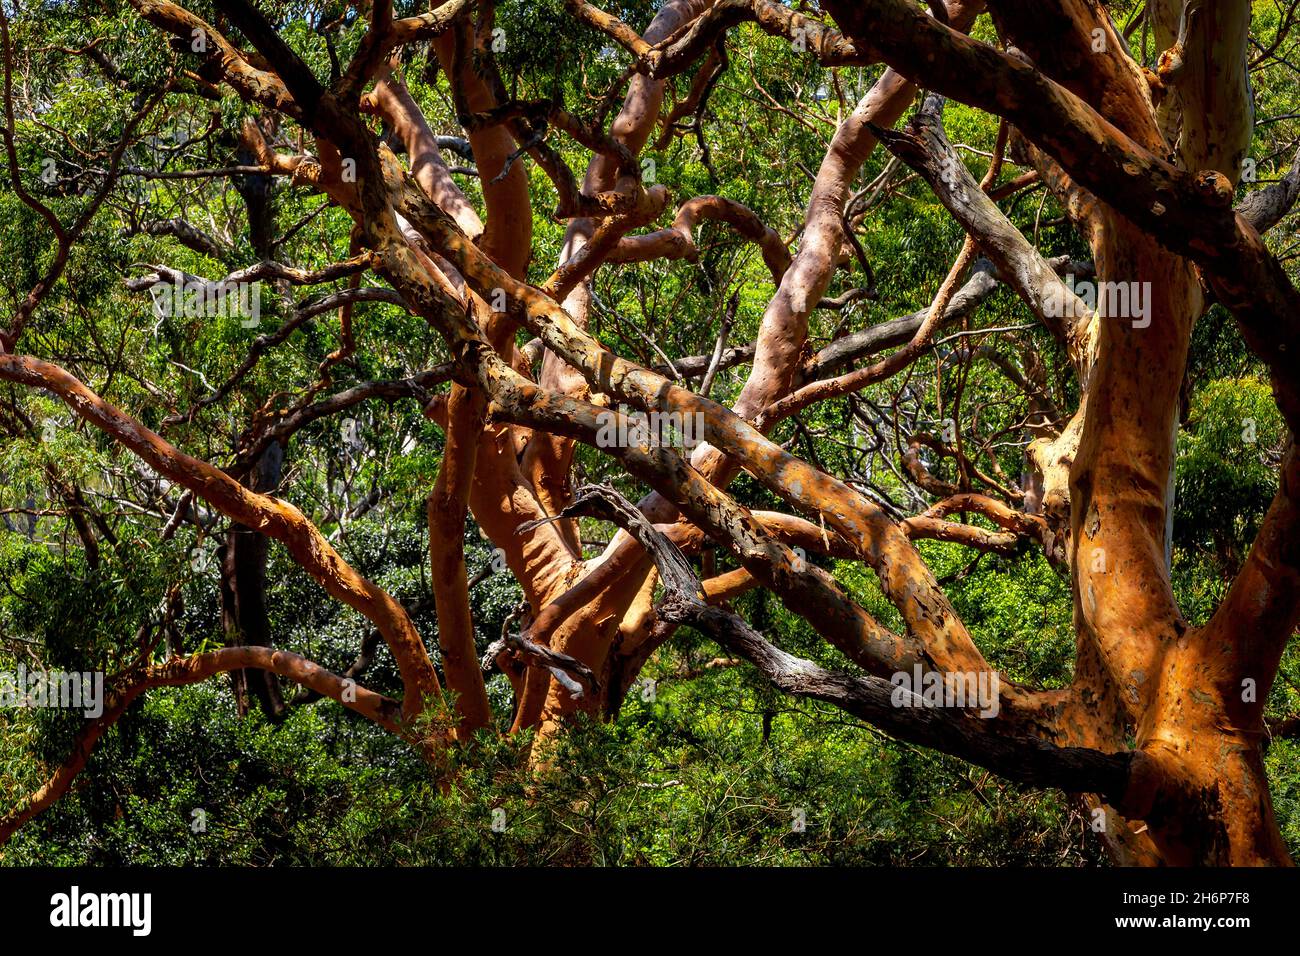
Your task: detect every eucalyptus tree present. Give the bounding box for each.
[2,0,1299,866]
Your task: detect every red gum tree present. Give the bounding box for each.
[3,0,1299,866]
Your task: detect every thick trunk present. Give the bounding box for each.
[986,0,1281,866]
[428,383,493,735]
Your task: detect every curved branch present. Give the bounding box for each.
[603,194,791,284]
[0,647,401,846]
[553,484,1129,798]
[0,353,442,719]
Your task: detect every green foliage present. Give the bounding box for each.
[1174,376,1284,575]
[3,674,1099,867]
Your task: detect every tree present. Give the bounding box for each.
[1,0,1298,866]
